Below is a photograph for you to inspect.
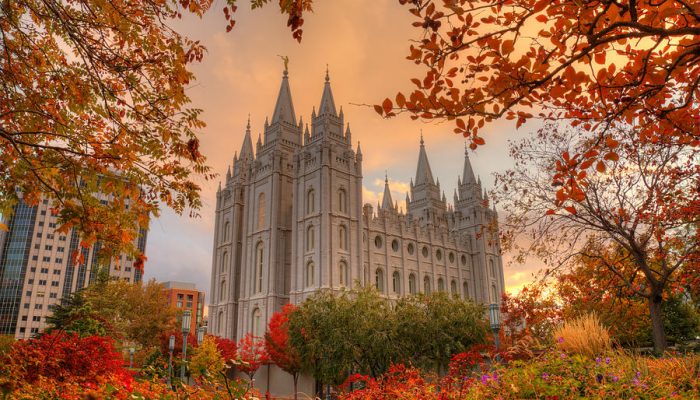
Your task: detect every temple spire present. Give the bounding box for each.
[462,143,477,184]
[415,134,435,186]
[381,173,394,210]
[271,69,297,124]
[318,65,337,116]
[240,114,254,160]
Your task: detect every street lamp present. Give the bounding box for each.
[489,303,501,351]
[197,326,205,345]
[168,334,175,387]
[180,310,192,381]
[128,347,135,369]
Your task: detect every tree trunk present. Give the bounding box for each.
[648,294,668,354]
[293,374,298,400]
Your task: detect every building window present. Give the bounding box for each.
[177,300,183,308]
[437,278,445,292]
[422,246,429,258]
[221,251,228,273]
[461,254,468,266]
[391,239,399,252]
[423,276,431,294]
[252,308,261,337]
[392,271,400,294]
[306,189,315,214]
[489,259,495,277]
[306,262,315,287]
[449,252,455,264]
[409,274,417,294]
[375,268,384,293]
[436,249,442,261]
[252,193,264,230]
[491,284,498,303]
[339,261,348,287]
[219,280,226,301]
[338,189,346,213]
[407,243,414,255]
[223,221,230,242]
[306,225,315,251]
[339,225,348,250]
[218,310,225,335]
[450,280,458,295]
[254,242,264,293]
[374,235,383,249]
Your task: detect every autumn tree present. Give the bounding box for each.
[495,125,699,352]
[0,0,312,263]
[236,333,269,383]
[265,304,302,399]
[500,283,561,345]
[374,0,699,215]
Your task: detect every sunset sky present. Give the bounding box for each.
[143,1,543,299]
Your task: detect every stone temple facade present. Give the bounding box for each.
[208,69,505,343]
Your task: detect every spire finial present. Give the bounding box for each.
[278,55,289,75]
[246,113,251,130]
[464,140,468,154]
[325,64,330,82]
[420,130,424,145]
[385,170,388,184]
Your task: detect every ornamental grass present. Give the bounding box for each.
[553,314,611,358]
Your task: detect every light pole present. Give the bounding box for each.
[180,310,192,382]
[168,334,175,387]
[129,347,135,369]
[197,326,205,346]
[489,303,501,351]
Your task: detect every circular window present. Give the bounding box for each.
[436,249,442,261]
[407,243,415,255]
[375,235,383,249]
[422,246,429,258]
[449,252,455,263]
[391,239,399,252]
[461,254,467,266]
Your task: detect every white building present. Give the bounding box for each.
[208,68,505,393]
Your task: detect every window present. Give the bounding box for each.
[306,262,315,287]
[491,284,498,303]
[21,316,27,321]
[36,232,42,238]
[51,281,59,287]
[254,242,264,293]
[25,291,32,296]
[339,261,348,286]
[42,257,50,262]
[30,267,36,272]
[451,280,458,295]
[449,252,455,264]
[257,193,266,229]
[409,274,417,294]
[391,239,399,252]
[23,303,29,309]
[53,269,60,275]
[375,268,384,293]
[32,316,41,322]
[436,249,442,261]
[423,276,431,294]
[407,243,414,255]
[31,328,39,334]
[422,246,429,258]
[437,278,445,292]
[338,189,346,213]
[306,226,315,251]
[252,308,262,337]
[49,293,57,299]
[28,279,34,284]
[40,268,48,273]
[34,304,43,310]
[339,225,348,250]
[218,311,225,335]
[223,221,230,241]
[32,256,38,261]
[489,259,496,277]
[374,235,383,249]
[38,280,46,285]
[392,271,400,294]
[306,189,315,214]
[54,258,62,263]
[461,254,467,266]
[57,247,64,252]
[221,251,228,273]
[219,280,226,301]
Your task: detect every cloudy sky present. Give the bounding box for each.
[143,1,542,300]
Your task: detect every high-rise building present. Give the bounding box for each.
[208,68,505,342]
[162,281,205,333]
[0,197,147,339]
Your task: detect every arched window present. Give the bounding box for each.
[218,310,225,335]
[375,268,385,293]
[306,189,315,214]
[219,280,226,301]
[491,284,498,303]
[408,274,417,294]
[437,278,445,292]
[339,225,348,250]
[254,242,264,293]
[338,189,346,213]
[463,282,469,300]
[306,225,315,251]
[257,193,266,229]
[450,280,458,295]
[223,221,230,241]
[489,259,495,277]
[306,262,315,287]
[339,261,348,287]
[252,308,261,337]
[423,276,431,294]
[392,271,400,294]
[220,251,228,273]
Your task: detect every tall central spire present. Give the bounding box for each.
[271,70,297,125]
[318,65,337,116]
[415,132,435,186]
[381,173,394,210]
[462,142,476,184]
[240,114,254,160]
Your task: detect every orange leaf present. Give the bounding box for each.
[594,52,605,64]
[596,161,606,173]
[382,98,393,114]
[374,105,383,115]
[396,93,406,108]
